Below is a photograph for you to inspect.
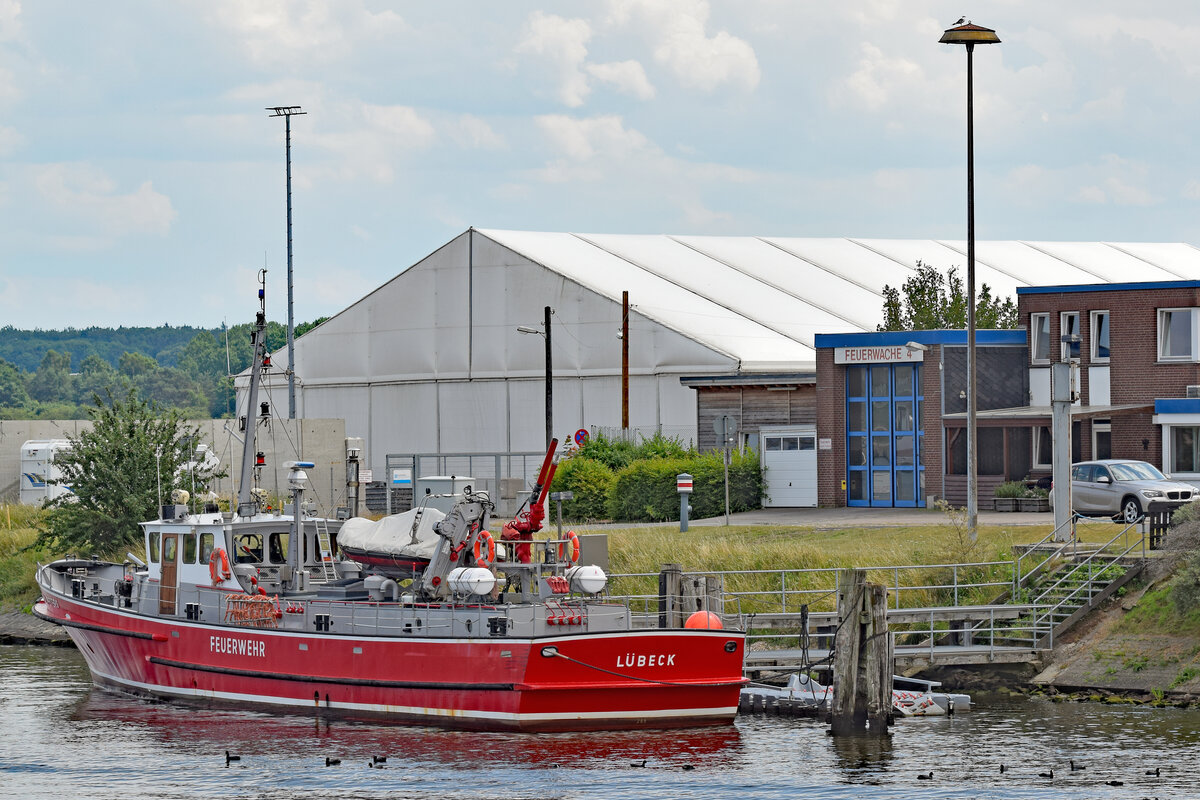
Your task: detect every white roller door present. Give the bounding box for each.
[761,425,818,508]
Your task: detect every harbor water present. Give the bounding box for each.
[2,644,1197,799]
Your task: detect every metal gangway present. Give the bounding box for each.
[606,514,1148,675]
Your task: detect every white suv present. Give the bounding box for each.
[1069,460,1196,523]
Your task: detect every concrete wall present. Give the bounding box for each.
[1,418,347,511]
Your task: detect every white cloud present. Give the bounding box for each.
[1183,180,1200,201]
[680,200,734,228]
[0,66,18,105]
[1082,154,1159,207]
[1075,12,1200,78]
[0,0,20,41]
[605,0,760,92]
[309,103,436,184]
[587,60,656,100]
[839,43,923,113]
[33,164,176,238]
[446,114,505,150]
[531,114,656,184]
[516,11,593,107]
[207,0,406,67]
[536,114,652,162]
[0,123,21,156]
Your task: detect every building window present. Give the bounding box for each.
[1060,312,1080,361]
[1092,420,1111,460]
[1031,313,1051,363]
[1171,426,1200,473]
[1033,422,1082,470]
[1159,308,1195,361]
[1090,311,1110,362]
[1033,426,1053,470]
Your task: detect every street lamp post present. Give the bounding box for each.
[939,21,1000,541]
[517,306,553,450]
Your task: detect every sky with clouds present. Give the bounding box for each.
[1,1,1198,329]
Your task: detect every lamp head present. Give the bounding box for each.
[939,22,1000,46]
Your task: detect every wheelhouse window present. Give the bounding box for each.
[1159,308,1195,361]
[234,533,264,564]
[199,532,215,563]
[1090,311,1110,362]
[268,532,290,564]
[182,533,197,564]
[1031,313,1051,363]
[147,532,160,563]
[1060,312,1080,361]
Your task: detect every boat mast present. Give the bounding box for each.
[237,271,269,518]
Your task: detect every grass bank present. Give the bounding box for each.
[0,504,52,612]
[601,517,1120,612]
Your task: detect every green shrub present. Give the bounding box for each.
[605,449,764,522]
[994,481,1026,498]
[574,430,693,471]
[1171,550,1200,616]
[549,456,615,521]
[574,431,642,471]
[1170,501,1200,527]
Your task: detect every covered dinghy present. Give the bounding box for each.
[337,507,446,577]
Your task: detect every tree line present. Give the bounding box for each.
[0,319,327,419]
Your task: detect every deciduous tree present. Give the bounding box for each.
[38,391,225,555]
[878,261,1017,331]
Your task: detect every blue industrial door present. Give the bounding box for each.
[846,364,924,507]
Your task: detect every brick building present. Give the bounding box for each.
[803,280,1200,509]
[812,329,1026,508]
[1017,280,1200,482]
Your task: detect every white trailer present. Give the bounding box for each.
[19,439,73,505]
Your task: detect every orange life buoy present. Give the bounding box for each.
[473,530,497,569]
[557,530,581,565]
[209,547,232,584]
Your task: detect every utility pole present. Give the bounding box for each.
[267,105,306,420]
[544,305,553,450]
[622,290,630,433]
[517,307,554,450]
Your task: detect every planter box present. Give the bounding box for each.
[994,497,1020,512]
[1019,497,1050,512]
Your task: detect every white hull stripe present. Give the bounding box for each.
[88,666,735,723]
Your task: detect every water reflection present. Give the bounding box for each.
[70,689,746,771]
[830,732,894,776]
[5,645,1200,799]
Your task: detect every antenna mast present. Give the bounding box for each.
[267,105,306,420]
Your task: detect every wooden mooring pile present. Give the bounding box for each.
[737,568,894,734]
[830,568,893,735]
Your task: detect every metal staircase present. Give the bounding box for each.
[990,516,1147,649]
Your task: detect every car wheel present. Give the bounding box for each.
[1121,497,1142,524]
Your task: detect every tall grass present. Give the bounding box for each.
[0,504,51,610]
[604,519,1120,613]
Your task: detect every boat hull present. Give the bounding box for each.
[34,590,746,732]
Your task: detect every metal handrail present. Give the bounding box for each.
[1028,522,1144,647]
[609,560,1017,615]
